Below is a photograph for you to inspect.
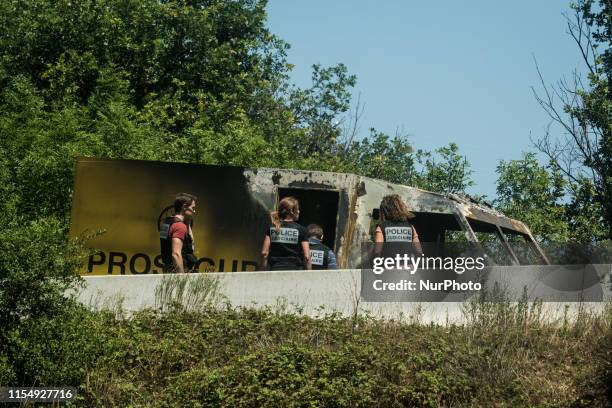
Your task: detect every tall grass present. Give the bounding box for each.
[154,274,226,313]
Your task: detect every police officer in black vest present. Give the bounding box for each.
[261,197,311,271]
[306,224,337,270]
[159,193,198,273]
[374,194,423,258]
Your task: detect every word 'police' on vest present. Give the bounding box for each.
[384,226,412,242]
[311,250,325,265]
[270,227,299,244]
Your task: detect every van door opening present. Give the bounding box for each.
[278,188,339,250]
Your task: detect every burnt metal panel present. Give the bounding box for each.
[72,158,546,273]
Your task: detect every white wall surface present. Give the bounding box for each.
[78,267,611,325]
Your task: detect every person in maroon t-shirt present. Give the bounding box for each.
[159,193,197,273]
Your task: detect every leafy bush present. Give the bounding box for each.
[3,301,608,406]
[0,217,85,332]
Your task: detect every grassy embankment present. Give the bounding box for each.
[1,275,610,407]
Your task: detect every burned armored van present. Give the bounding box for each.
[70,158,548,275]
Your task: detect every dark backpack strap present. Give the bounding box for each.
[323,246,329,268]
[157,205,175,231]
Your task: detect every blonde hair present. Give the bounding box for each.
[271,197,300,232]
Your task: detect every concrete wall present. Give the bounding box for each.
[78,267,611,325]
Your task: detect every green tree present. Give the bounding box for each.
[415,143,474,194]
[0,0,291,129]
[494,153,569,242]
[564,178,608,242]
[346,128,415,184]
[0,0,296,386]
[288,63,357,157]
[532,0,611,239]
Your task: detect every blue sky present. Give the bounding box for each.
[266,1,584,199]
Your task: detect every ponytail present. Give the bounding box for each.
[271,197,299,232]
[271,211,281,232]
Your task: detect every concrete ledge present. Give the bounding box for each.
[78,267,611,324]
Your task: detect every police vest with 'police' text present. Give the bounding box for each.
[309,241,331,270]
[266,221,308,269]
[380,221,413,242]
[160,216,195,271]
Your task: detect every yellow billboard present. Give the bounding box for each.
[70,158,268,275]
